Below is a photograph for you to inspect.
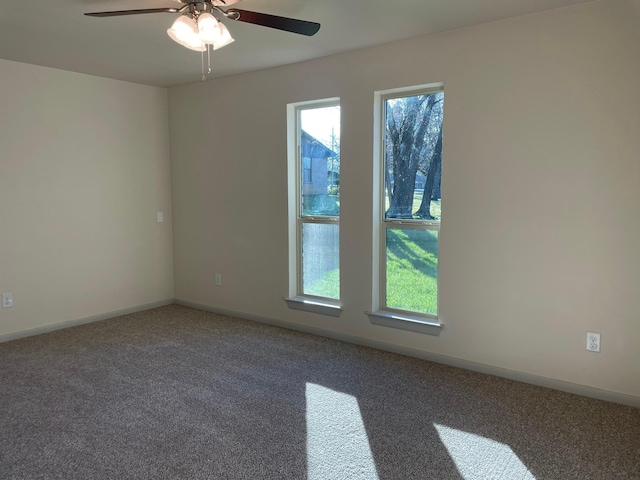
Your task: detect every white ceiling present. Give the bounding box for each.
[0,0,593,87]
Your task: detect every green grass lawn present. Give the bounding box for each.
[305,228,438,315]
[305,191,441,219]
[385,228,438,315]
[306,270,340,300]
[386,192,441,220]
[305,192,440,314]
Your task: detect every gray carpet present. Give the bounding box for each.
[0,305,638,479]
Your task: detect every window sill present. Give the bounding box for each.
[284,297,343,317]
[366,310,442,336]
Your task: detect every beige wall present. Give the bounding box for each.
[170,0,640,400]
[0,60,174,337]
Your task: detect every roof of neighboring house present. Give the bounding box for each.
[301,130,338,159]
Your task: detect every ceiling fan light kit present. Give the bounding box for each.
[85,0,321,81]
[167,16,207,52]
[196,13,220,45]
[203,18,235,50]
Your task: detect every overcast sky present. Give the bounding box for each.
[301,105,340,148]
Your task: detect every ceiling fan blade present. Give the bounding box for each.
[85,8,180,18]
[225,9,320,36]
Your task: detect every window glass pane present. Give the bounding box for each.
[300,106,340,217]
[384,92,443,221]
[385,228,438,315]
[302,223,339,299]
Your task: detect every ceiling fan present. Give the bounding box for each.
[85,0,321,80]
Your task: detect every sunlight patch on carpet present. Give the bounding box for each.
[306,383,379,480]
[434,424,536,480]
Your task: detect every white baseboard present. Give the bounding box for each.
[0,298,175,344]
[175,298,640,409]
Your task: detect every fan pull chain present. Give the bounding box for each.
[200,45,212,82]
[201,49,206,82]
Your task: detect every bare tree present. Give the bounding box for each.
[385,93,443,219]
[415,124,442,219]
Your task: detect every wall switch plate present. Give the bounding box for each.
[215,274,222,286]
[586,332,601,352]
[157,212,164,223]
[2,293,13,308]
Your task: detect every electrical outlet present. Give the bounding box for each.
[586,332,601,352]
[215,274,222,286]
[2,293,13,308]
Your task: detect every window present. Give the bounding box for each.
[302,157,312,184]
[286,99,341,316]
[370,86,443,333]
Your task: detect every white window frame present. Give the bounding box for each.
[284,98,342,317]
[367,84,443,335]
